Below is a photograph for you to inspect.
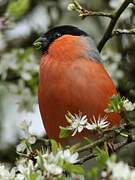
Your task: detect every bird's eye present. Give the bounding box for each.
[54,32,61,38]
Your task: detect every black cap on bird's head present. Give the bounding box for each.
[33,25,88,52]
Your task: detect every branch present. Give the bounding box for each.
[78,10,113,19]
[75,134,135,164]
[76,123,135,154]
[111,28,135,37]
[75,153,96,165]
[113,134,135,152]
[74,123,135,164]
[68,0,113,18]
[98,0,133,52]
[132,0,135,5]
[69,0,134,51]
[77,133,114,153]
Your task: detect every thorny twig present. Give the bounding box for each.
[77,133,114,153]
[132,0,135,5]
[98,0,133,51]
[71,0,134,51]
[75,123,135,164]
[72,0,113,18]
[111,28,135,37]
[75,153,96,165]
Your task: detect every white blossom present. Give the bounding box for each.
[17,121,37,152]
[123,99,135,111]
[36,151,63,177]
[0,164,16,180]
[27,135,36,144]
[0,120,83,179]
[106,160,135,180]
[36,149,79,177]
[86,115,110,130]
[16,160,43,180]
[16,159,35,179]
[66,112,110,135]
[44,163,63,176]
[58,149,79,164]
[67,113,88,136]
[0,49,38,111]
[17,159,34,173]
[21,71,32,81]
[16,143,27,152]
[15,174,25,180]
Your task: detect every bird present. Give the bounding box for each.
[34,25,121,144]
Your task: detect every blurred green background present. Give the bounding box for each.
[0,0,135,165]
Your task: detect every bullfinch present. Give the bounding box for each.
[34,25,120,144]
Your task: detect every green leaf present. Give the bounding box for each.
[29,172,39,180]
[53,178,65,180]
[50,139,59,153]
[59,127,72,138]
[7,0,30,19]
[83,137,93,144]
[63,162,85,175]
[95,147,109,168]
[36,152,44,170]
[87,167,98,180]
[105,94,124,113]
[69,143,81,153]
[110,154,117,162]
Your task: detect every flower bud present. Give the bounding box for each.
[67,3,76,11]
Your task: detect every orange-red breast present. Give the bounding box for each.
[34,25,120,144]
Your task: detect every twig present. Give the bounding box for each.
[75,134,135,164]
[98,0,132,52]
[77,123,135,154]
[75,153,96,164]
[70,0,134,51]
[113,135,135,152]
[111,28,135,37]
[77,133,115,153]
[79,11,113,19]
[132,0,135,5]
[70,0,113,18]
